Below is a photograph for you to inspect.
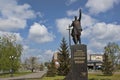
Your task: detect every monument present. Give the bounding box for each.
[65,9,88,80]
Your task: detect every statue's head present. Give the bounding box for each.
[74,16,77,20]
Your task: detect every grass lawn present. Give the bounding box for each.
[41,76,65,80]
[41,73,120,80]
[88,72,120,80]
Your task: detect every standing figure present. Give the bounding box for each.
[70,9,82,44]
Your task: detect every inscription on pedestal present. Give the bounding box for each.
[74,50,86,64]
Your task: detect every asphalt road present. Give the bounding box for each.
[0,71,46,80]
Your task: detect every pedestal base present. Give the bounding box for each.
[65,44,88,80]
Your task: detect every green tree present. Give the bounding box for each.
[0,34,23,72]
[46,60,57,77]
[104,42,120,70]
[102,51,114,75]
[57,37,70,76]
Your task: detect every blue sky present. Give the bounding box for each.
[0,0,120,62]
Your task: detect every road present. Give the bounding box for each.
[0,71,46,80]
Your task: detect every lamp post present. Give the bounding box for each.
[67,25,71,48]
[9,56,16,77]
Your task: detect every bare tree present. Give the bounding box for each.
[24,57,39,72]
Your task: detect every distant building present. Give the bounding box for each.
[89,54,103,61]
[88,54,103,70]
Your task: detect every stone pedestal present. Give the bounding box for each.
[65,44,88,80]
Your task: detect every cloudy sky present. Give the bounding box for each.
[0,0,120,62]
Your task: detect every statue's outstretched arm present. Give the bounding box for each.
[78,9,81,21]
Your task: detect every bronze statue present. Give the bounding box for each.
[70,9,82,44]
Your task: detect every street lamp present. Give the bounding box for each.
[9,56,16,77]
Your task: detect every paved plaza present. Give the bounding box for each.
[0,71,46,80]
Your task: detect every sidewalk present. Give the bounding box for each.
[0,71,46,80]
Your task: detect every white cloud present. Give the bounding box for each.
[84,22,120,41]
[66,0,77,6]
[83,22,120,52]
[23,45,29,51]
[36,12,44,18]
[22,46,56,62]
[15,33,23,42]
[0,18,26,31]
[21,47,42,62]
[67,9,78,16]
[0,0,35,31]
[56,18,72,36]
[85,0,120,14]
[28,23,55,43]
[87,49,95,54]
[44,49,55,55]
[81,14,97,38]
[81,14,97,28]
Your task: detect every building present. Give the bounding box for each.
[87,54,103,70]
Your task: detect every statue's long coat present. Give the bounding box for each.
[71,20,82,37]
